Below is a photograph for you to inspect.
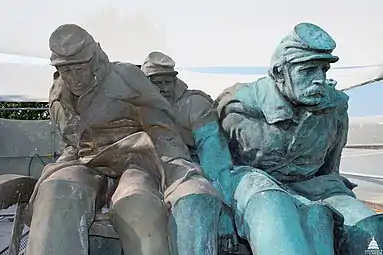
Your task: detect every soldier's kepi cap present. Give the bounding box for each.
[141,51,179,77]
[270,22,339,70]
[49,24,96,66]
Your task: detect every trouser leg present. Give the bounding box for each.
[323,195,376,226]
[167,175,222,255]
[232,172,314,255]
[299,203,337,255]
[26,166,105,255]
[324,195,380,254]
[242,190,314,255]
[337,214,383,255]
[109,167,170,255]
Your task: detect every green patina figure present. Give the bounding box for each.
[26,24,221,255]
[141,52,238,253]
[215,22,383,255]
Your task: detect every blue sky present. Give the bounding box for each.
[346,81,383,117]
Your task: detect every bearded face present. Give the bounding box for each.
[279,60,332,106]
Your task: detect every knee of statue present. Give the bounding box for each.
[171,193,221,213]
[110,188,166,216]
[339,214,383,255]
[108,185,170,255]
[165,174,222,211]
[37,178,92,202]
[243,190,297,224]
[301,203,341,222]
[246,190,293,208]
[169,193,222,233]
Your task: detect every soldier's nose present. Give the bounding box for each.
[311,79,324,86]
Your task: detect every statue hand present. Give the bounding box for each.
[218,205,239,253]
[55,146,78,163]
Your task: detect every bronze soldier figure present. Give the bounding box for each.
[26,24,221,255]
[215,22,382,255]
[141,52,238,253]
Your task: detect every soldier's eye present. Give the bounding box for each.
[303,67,316,75]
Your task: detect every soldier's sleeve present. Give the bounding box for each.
[187,92,234,205]
[113,62,175,121]
[49,77,78,162]
[49,75,65,136]
[184,92,216,130]
[215,83,250,140]
[320,103,349,175]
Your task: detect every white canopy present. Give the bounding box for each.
[0,59,381,101]
[0,0,382,101]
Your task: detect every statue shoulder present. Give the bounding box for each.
[216,82,248,103]
[215,81,257,118]
[112,61,142,75]
[49,75,65,107]
[333,90,350,124]
[334,89,349,114]
[181,89,214,109]
[338,89,349,105]
[112,61,141,69]
[111,61,174,112]
[178,89,215,126]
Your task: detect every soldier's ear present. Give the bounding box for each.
[272,66,285,83]
[53,71,60,80]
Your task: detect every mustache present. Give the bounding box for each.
[303,79,337,97]
[304,85,324,97]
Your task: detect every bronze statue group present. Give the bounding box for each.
[25,22,382,255]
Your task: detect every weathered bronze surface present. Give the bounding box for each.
[216,22,382,255]
[25,24,220,255]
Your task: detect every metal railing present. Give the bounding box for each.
[0,232,29,255]
[0,108,48,111]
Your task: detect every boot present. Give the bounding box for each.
[26,179,96,255]
[339,214,383,255]
[169,194,222,255]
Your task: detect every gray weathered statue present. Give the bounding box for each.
[215,22,382,255]
[141,52,238,253]
[26,24,221,255]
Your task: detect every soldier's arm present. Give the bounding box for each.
[188,93,234,205]
[113,62,180,130]
[216,84,251,143]
[217,85,267,167]
[50,101,78,163]
[319,105,349,175]
[49,76,78,162]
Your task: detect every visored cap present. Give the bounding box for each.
[141,51,178,77]
[49,24,95,66]
[270,22,339,73]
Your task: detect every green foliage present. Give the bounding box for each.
[0,102,50,120]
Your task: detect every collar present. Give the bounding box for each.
[254,77,295,124]
[173,78,188,102]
